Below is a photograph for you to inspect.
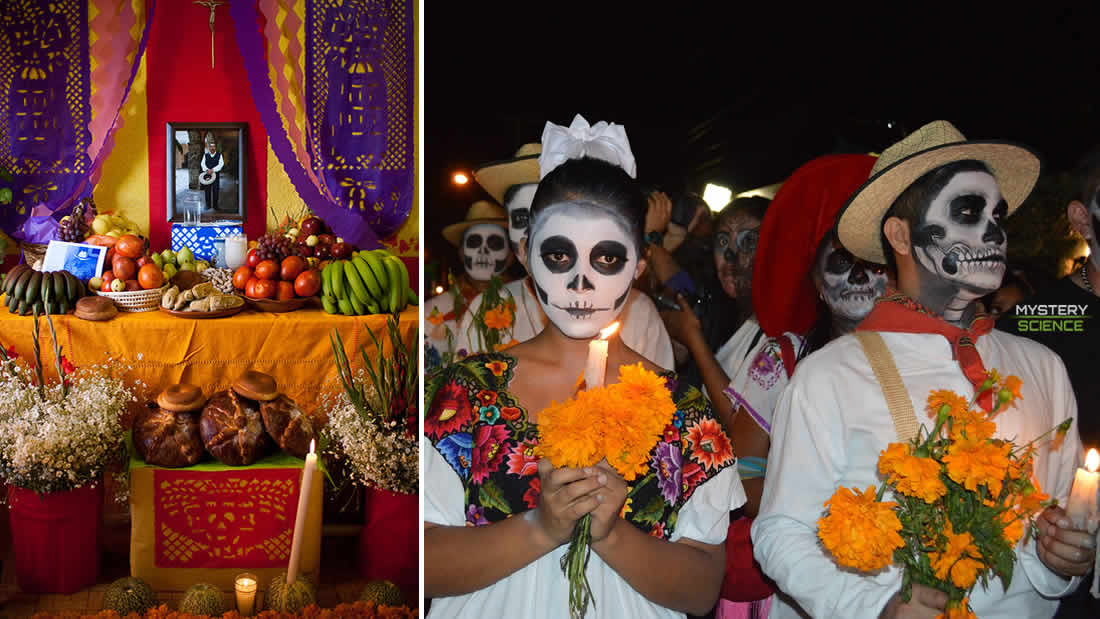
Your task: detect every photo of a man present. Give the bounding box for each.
[200,135,225,212]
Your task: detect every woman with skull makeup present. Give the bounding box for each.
[715,154,886,619]
[424,155,745,618]
[753,122,1094,619]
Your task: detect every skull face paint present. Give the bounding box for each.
[815,238,888,322]
[504,184,538,252]
[713,212,760,300]
[462,223,510,282]
[528,202,638,339]
[911,171,1007,298]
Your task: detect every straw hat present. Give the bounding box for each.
[473,143,541,205]
[837,120,1041,264]
[441,200,507,246]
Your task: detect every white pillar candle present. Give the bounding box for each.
[584,322,619,389]
[1066,448,1100,529]
[286,439,317,585]
[235,573,257,616]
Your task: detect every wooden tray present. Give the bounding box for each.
[158,304,245,319]
[243,296,313,313]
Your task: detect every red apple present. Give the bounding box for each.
[246,248,261,269]
[300,216,324,237]
[293,269,322,298]
[280,256,305,281]
[330,242,352,259]
[317,233,335,247]
[314,244,331,259]
[244,277,258,298]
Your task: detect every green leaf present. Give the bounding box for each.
[478,480,512,515]
[632,496,666,526]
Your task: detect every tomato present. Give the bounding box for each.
[232,266,253,290]
[112,255,137,282]
[280,256,305,281]
[105,247,116,264]
[293,269,322,298]
[246,248,261,269]
[116,234,144,259]
[244,277,258,299]
[101,270,115,286]
[137,264,164,290]
[276,281,296,301]
[253,278,277,300]
[124,279,141,291]
[254,259,280,281]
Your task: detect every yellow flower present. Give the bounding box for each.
[1000,510,1025,546]
[943,440,1012,497]
[484,304,513,330]
[949,408,996,443]
[817,486,904,572]
[929,521,982,588]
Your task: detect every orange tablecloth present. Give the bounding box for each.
[0,306,418,408]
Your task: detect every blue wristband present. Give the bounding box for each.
[664,270,697,296]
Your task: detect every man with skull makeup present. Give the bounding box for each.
[753,122,1095,619]
[456,137,675,369]
[424,117,744,618]
[424,200,513,370]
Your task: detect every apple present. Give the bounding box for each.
[317,234,335,247]
[330,242,352,259]
[305,235,319,247]
[112,255,137,281]
[88,276,103,291]
[300,216,324,237]
[293,269,322,298]
[276,280,296,301]
[296,243,315,258]
[253,278,277,300]
[280,256,305,281]
[110,278,126,292]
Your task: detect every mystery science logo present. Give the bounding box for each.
[1011,304,1090,332]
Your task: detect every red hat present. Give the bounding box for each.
[752,154,878,339]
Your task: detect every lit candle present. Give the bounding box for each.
[584,322,619,389]
[286,439,317,585]
[234,572,258,616]
[1066,448,1100,529]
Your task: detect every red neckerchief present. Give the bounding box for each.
[856,290,996,411]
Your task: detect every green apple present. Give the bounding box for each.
[178,247,194,264]
[110,278,126,292]
[88,277,103,291]
[162,263,178,279]
[151,253,164,268]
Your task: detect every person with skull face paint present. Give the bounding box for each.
[753,121,1094,619]
[997,145,1100,618]
[424,132,745,618]
[456,136,675,369]
[424,201,514,370]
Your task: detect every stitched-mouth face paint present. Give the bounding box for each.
[462,223,510,282]
[528,202,638,339]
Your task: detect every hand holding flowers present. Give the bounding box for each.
[532,458,605,547]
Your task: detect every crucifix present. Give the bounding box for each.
[194,0,226,69]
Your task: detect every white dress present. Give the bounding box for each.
[455,278,676,370]
[752,329,1082,619]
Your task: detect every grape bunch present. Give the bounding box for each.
[253,233,296,262]
[57,200,90,242]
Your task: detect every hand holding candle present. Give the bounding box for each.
[286,439,317,585]
[1067,448,1100,529]
[584,322,619,389]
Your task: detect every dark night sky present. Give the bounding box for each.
[423,5,1100,281]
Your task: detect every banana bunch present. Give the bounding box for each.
[2,265,87,315]
[321,249,419,316]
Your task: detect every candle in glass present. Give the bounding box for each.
[286,439,317,585]
[234,572,258,616]
[1067,448,1100,529]
[584,322,619,389]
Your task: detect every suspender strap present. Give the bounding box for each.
[853,331,920,443]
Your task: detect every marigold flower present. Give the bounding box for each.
[484,304,514,330]
[1000,510,1026,546]
[929,521,982,588]
[939,597,977,619]
[927,389,968,419]
[878,444,947,504]
[817,485,903,572]
[949,408,996,443]
[943,439,1012,496]
[427,306,445,325]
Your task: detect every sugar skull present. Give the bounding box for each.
[462,223,510,282]
[527,201,638,339]
[816,237,888,322]
[503,183,538,252]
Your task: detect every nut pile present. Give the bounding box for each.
[201,268,235,295]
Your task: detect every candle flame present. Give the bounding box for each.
[599,322,620,340]
[1087,448,1099,473]
[309,438,316,454]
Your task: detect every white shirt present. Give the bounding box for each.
[203,151,224,173]
[455,278,676,370]
[753,329,1081,619]
[424,292,458,368]
[424,436,746,618]
[721,328,804,435]
[707,318,761,399]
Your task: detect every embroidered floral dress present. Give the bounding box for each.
[424,353,746,618]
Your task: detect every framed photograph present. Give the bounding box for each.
[43,241,108,280]
[166,122,247,224]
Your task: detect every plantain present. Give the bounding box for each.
[321,262,333,299]
[342,260,371,306]
[11,268,33,301]
[17,299,31,316]
[331,260,347,300]
[351,255,383,301]
[347,289,367,315]
[337,296,355,316]
[321,294,340,314]
[360,251,390,296]
[408,290,419,305]
[382,257,404,314]
[7,289,18,312]
[365,297,380,315]
[24,271,42,305]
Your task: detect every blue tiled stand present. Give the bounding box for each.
[170,222,244,263]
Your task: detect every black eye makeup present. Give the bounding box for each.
[511,209,529,230]
[949,194,987,225]
[735,228,759,254]
[465,234,483,248]
[487,235,506,251]
[825,247,855,274]
[590,240,629,275]
[539,235,577,273]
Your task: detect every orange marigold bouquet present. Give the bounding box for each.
[817,370,1071,618]
[536,363,676,619]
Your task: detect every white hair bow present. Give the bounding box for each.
[538,114,637,179]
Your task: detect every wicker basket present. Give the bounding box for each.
[96,285,167,312]
[20,243,48,270]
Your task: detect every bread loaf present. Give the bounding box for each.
[199,390,271,466]
[260,395,316,458]
[133,402,204,468]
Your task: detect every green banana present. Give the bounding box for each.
[321,262,333,299]
[393,257,411,309]
[51,272,65,304]
[342,260,371,306]
[4,265,28,296]
[58,298,69,315]
[11,268,33,301]
[365,298,380,314]
[331,260,347,300]
[351,255,383,300]
[321,294,339,314]
[337,296,355,316]
[24,271,42,305]
[39,271,53,306]
[63,271,77,302]
[7,289,18,312]
[18,299,31,316]
[408,290,419,305]
[360,251,390,294]
[347,289,367,315]
[382,257,404,314]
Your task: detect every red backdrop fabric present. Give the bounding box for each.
[145,0,267,250]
